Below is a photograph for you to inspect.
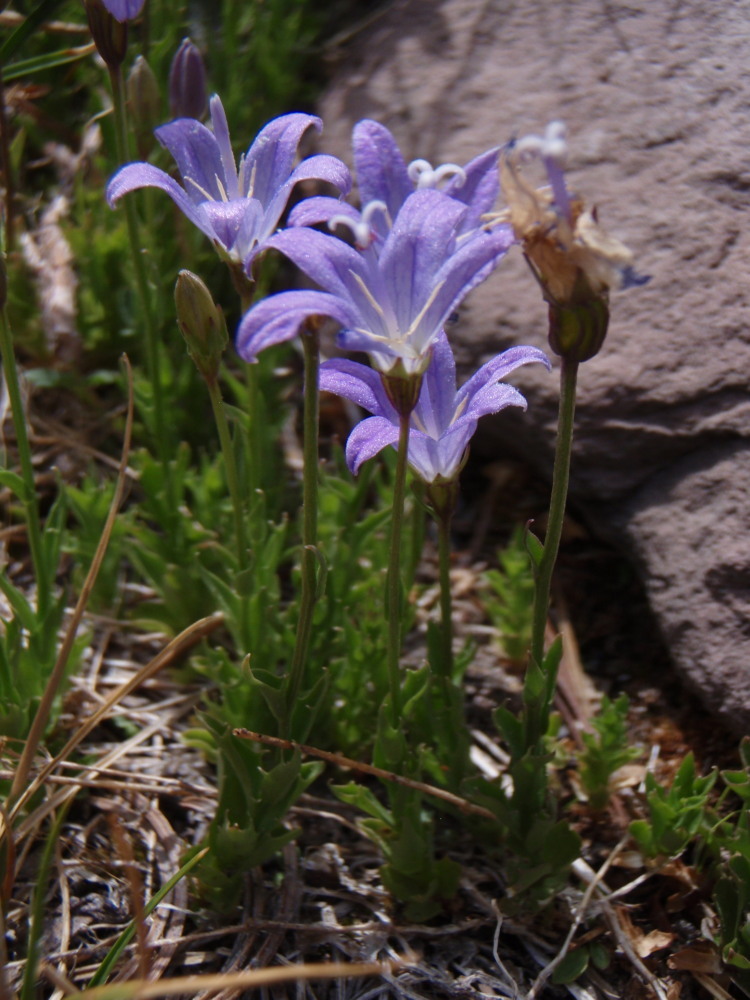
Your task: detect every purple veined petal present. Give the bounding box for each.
[345,415,401,474]
[155,117,228,204]
[319,358,394,417]
[379,190,467,335]
[103,0,146,21]
[407,421,474,482]
[408,224,515,357]
[241,113,322,205]
[352,119,412,233]
[106,162,218,241]
[288,196,360,228]
[209,96,239,199]
[262,154,352,236]
[263,228,390,335]
[412,332,457,438]
[236,289,357,362]
[456,345,550,410]
[455,382,528,424]
[444,146,500,233]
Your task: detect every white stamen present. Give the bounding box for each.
[407,157,466,190]
[404,279,446,344]
[348,270,389,323]
[186,175,217,202]
[215,175,229,202]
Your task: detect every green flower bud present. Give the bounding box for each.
[174,270,227,382]
[127,56,161,159]
[547,293,610,364]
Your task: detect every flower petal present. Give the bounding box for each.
[413,332,456,438]
[345,416,400,473]
[209,95,239,199]
[456,345,550,411]
[319,358,394,416]
[242,113,323,205]
[262,154,352,237]
[288,196,360,229]
[106,162,218,242]
[236,289,357,362]
[352,119,412,233]
[445,146,500,233]
[103,0,146,21]
[155,117,228,204]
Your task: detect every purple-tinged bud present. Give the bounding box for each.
[174,270,227,382]
[169,38,208,121]
[101,0,146,22]
[127,56,161,159]
[84,0,128,71]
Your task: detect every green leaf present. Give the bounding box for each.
[0,469,30,501]
[551,947,590,985]
[525,526,545,568]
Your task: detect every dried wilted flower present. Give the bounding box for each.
[499,122,647,362]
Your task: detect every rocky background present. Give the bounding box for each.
[316,0,750,733]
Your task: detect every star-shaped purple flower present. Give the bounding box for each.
[106,96,351,273]
[288,118,501,248]
[319,332,550,482]
[236,187,514,372]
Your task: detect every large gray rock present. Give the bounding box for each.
[317,0,750,733]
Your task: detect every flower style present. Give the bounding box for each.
[236,187,514,373]
[289,118,501,248]
[319,332,550,482]
[106,96,351,274]
[499,121,648,361]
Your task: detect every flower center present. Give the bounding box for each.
[407,158,467,190]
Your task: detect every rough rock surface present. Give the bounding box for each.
[316,0,750,732]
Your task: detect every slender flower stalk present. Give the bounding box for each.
[526,358,578,748]
[285,327,322,727]
[109,63,170,471]
[435,509,454,697]
[0,298,49,622]
[385,407,414,726]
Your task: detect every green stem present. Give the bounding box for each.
[0,304,48,620]
[385,410,411,727]
[284,329,320,727]
[205,375,248,571]
[529,357,579,685]
[436,513,454,695]
[109,65,169,468]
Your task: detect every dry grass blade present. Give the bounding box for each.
[45,959,402,1000]
[8,613,224,842]
[234,729,499,821]
[8,354,135,808]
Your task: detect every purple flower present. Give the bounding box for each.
[319,333,550,482]
[106,96,351,273]
[102,0,146,21]
[289,118,501,248]
[236,187,514,372]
